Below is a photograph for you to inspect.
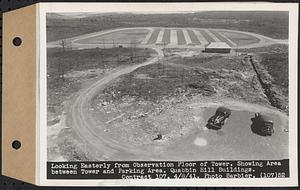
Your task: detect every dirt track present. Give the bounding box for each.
[69,47,164,159]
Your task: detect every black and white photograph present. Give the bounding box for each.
[40,2,298,186]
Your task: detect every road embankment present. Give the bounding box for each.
[248,55,288,113]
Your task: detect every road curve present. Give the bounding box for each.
[69,48,164,159]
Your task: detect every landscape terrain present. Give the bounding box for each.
[46,11,289,161]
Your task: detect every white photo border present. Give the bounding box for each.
[38,2,298,186]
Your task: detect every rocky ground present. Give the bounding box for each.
[88,50,278,148]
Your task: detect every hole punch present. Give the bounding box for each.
[12,37,22,46]
[12,140,21,150]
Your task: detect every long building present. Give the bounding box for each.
[204,42,231,53]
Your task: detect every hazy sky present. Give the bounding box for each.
[44,2,290,15]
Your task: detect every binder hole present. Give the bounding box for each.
[12,37,22,46]
[12,140,21,150]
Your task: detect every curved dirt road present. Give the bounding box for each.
[69,48,164,159]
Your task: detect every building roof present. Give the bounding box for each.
[206,42,231,49]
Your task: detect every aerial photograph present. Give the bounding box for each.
[46,11,289,161]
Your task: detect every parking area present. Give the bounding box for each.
[70,27,271,49]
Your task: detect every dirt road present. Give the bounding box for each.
[69,47,164,159]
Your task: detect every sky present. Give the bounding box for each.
[44,2,292,15]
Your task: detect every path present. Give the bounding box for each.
[69,47,164,159]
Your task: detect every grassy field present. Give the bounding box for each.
[147,29,160,44]
[77,29,149,44]
[192,11,288,39]
[209,30,235,47]
[177,29,186,45]
[199,30,214,42]
[162,29,171,44]
[187,30,200,44]
[219,31,260,46]
[47,11,288,42]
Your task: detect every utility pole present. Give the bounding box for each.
[58,61,65,82]
[61,39,66,52]
[117,47,120,64]
[161,42,167,76]
[181,68,185,90]
[130,38,137,63]
[113,39,116,48]
[102,39,106,49]
[157,57,161,77]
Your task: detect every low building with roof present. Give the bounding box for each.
[204,42,231,53]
